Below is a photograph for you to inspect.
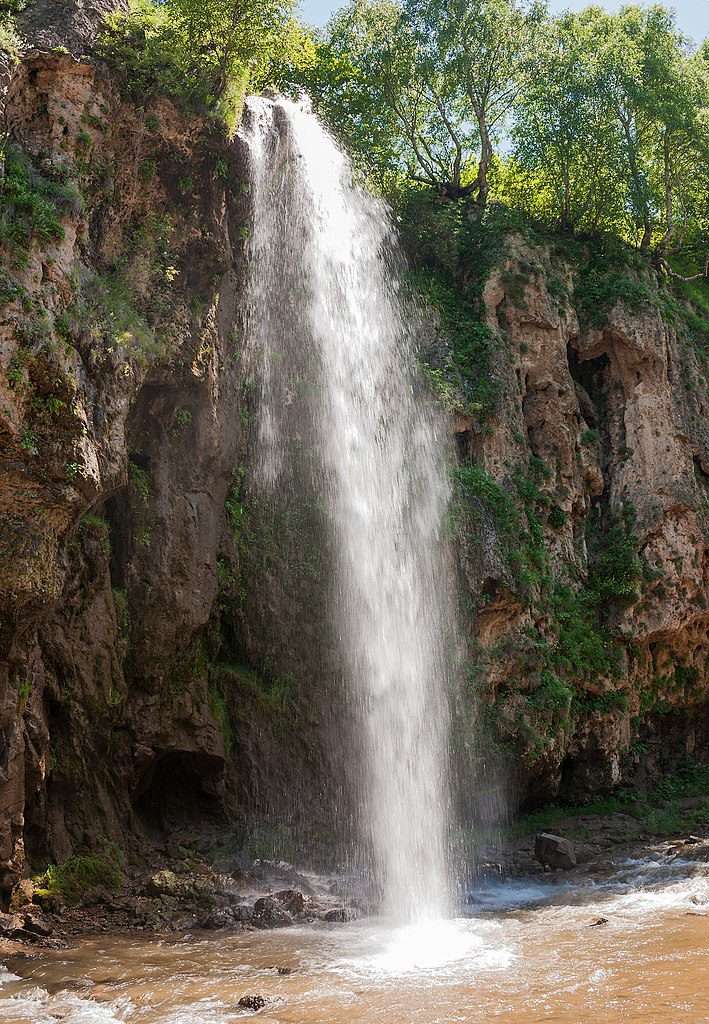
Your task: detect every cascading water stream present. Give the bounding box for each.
[239,95,456,923]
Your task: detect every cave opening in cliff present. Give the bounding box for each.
[133,751,225,833]
[566,342,609,417]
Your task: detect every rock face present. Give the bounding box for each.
[450,235,709,813]
[0,30,338,897]
[1,6,709,896]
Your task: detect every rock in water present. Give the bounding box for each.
[238,995,266,1011]
[322,906,358,923]
[534,832,577,869]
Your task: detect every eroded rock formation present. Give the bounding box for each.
[1,13,708,896]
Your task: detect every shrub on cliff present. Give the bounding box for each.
[0,146,68,260]
[97,0,309,135]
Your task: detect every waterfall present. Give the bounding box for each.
[239,95,456,922]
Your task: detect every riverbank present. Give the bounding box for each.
[1,853,707,1023]
[1,771,707,957]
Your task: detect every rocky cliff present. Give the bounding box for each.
[445,232,709,814]
[1,9,709,897]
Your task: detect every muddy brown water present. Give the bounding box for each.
[0,862,708,1024]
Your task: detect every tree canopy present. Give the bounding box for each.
[293,0,708,269]
[96,0,709,270]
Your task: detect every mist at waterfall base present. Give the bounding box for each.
[239,91,464,940]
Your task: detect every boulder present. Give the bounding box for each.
[322,906,358,923]
[273,889,305,915]
[232,904,254,923]
[252,896,292,928]
[22,910,52,937]
[0,912,25,939]
[201,908,233,929]
[534,832,576,870]
[670,839,709,863]
[145,870,182,898]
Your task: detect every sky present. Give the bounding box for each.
[296,0,707,44]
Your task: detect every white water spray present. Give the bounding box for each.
[239,95,455,921]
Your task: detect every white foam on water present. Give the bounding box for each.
[319,918,513,982]
[0,986,132,1023]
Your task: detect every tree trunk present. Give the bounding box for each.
[659,130,675,251]
[475,118,493,214]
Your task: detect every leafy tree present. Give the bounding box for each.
[304,0,478,196]
[404,0,544,211]
[160,0,294,96]
[507,3,709,258]
[589,4,703,251]
[509,13,626,233]
[306,0,541,208]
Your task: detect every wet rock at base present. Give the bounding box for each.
[238,994,266,1011]
[0,913,26,939]
[252,896,292,928]
[669,838,709,863]
[273,889,305,915]
[145,870,182,898]
[0,909,53,942]
[22,910,53,937]
[322,906,358,923]
[534,832,577,870]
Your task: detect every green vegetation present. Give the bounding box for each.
[97,0,308,136]
[173,406,192,429]
[301,2,707,256]
[213,661,295,713]
[129,461,151,501]
[37,852,124,906]
[209,685,234,755]
[80,513,111,555]
[16,677,31,710]
[457,457,647,737]
[0,7,22,60]
[0,146,71,260]
[112,587,129,635]
[413,269,499,418]
[225,468,245,535]
[511,762,709,838]
[76,269,167,366]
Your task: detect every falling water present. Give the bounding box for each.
[239,95,455,922]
